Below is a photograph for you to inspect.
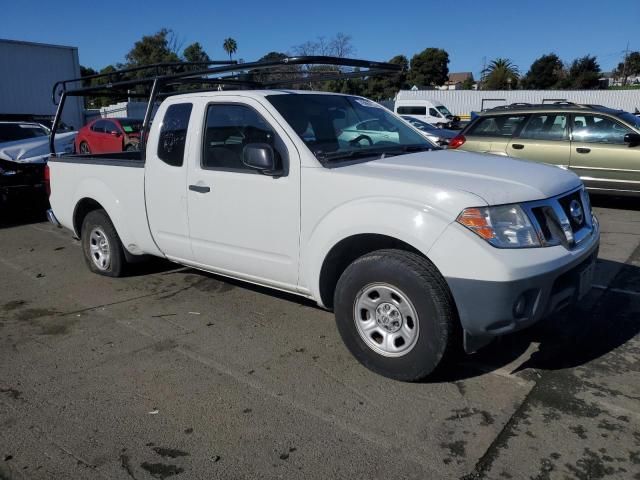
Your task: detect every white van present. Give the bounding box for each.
[394,99,459,129]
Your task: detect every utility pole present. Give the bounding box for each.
[621,41,630,86]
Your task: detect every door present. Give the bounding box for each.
[186,99,300,289]
[570,113,640,194]
[87,120,107,152]
[145,102,194,261]
[463,114,528,154]
[507,112,571,167]
[102,120,124,152]
[427,107,443,125]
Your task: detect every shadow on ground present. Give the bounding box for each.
[590,194,640,211]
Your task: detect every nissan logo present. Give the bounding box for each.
[569,199,584,225]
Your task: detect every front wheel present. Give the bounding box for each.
[334,249,459,381]
[81,209,127,277]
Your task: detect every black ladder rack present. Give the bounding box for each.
[49,56,402,155]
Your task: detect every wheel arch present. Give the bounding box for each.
[318,233,429,309]
[73,197,105,238]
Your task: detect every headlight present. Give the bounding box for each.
[457,204,540,248]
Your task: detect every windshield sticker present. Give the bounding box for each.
[354,99,383,109]
[122,126,134,133]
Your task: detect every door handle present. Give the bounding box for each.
[511,144,525,150]
[576,147,591,154]
[189,184,211,193]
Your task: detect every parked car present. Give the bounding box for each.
[75,117,142,154]
[401,116,458,146]
[394,99,460,129]
[0,121,75,213]
[449,103,640,196]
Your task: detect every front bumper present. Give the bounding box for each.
[428,214,600,351]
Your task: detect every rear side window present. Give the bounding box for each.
[519,113,568,141]
[397,106,427,115]
[157,103,193,167]
[468,115,527,137]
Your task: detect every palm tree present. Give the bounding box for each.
[481,58,519,90]
[223,38,238,61]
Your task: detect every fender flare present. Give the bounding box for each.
[301,196,453,305]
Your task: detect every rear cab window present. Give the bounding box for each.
[467,115,528,138]
[157,103,193,167]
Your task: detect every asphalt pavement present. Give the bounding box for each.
[0,197,639,480]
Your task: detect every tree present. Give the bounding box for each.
[365,55,409,100]
[249,51,300,84]
[481,58,519,90]
[125,28,181,68]
[460,77,475,90]
[614,51,640,85]
[408,48,449,88]
[292,33,355,58]
[521,54,563,89]
[223,38,238,61]
[565,55,601,89]
[183,42,211,63]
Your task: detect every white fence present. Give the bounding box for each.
[396,89,640,116]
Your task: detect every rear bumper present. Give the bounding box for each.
[428,216,600,350]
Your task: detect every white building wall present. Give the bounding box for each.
[0,39,83,128]
[396,89,640,116]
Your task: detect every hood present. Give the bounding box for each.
[0,132,77,164]
[340,149,581,206]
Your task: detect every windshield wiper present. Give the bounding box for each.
[316,144,435,163]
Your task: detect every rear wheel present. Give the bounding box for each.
[334,249,458,381]
[79,141,91,154]
[81,209,126,277]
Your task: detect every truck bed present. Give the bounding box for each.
[48,152,161,257]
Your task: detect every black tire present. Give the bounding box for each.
[125,143,138,152]
[81,209,126,277]
[79,141,91,154]
[334,249,459,381]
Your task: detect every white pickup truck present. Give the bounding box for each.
[47,87,599,381]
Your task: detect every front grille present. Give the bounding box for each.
[522,186,596,249]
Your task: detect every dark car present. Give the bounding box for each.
[75,118,143,154]
[401,116,458,146]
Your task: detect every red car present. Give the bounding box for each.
[75,117,142,154]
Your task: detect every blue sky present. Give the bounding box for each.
[3,0,638,78]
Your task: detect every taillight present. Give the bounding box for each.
[448,134,466,149]
[44,164,51,197]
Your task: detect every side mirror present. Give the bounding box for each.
[624,133,640,146]
[110,130,121,137]
[242,143,278,173]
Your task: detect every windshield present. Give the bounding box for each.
[436,105,452,117]
[266,94,433,164]
[617,112,640,130]
[0,123,49,142]
[119,119,143,133]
